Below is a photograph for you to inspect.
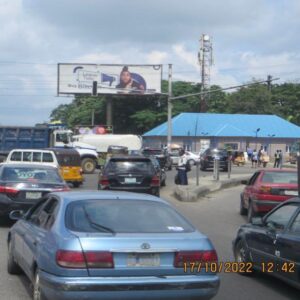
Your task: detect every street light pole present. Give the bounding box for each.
[167,64,173,151]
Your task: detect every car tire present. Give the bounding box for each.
[7,241,22,275]
[161,179,166,187]
[188,159,195,166]
[247,201,255,222]
[239,195,247,216]
[33,269,47,300]
[234,239,253,276]
[73,182,80,188]
[81,158,96,174]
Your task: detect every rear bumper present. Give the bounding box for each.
[0,196,34,216]
[99,186,159,195]
[40,271,220,300]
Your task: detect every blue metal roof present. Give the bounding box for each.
[143,113,300,138]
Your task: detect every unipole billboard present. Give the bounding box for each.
[57,63,162,95]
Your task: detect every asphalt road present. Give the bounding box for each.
[0,167,298,299]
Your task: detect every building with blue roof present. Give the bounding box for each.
[143,113,300,157]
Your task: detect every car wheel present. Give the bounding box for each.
[73,182,80,188]
[188,159,195,166]
[239,195,247,216]
[81,158,96,174]
[33,269,47,300]
[234,240,253,276]
[7,241,22,275]
[161,179,166,187]
[247,201,255,222]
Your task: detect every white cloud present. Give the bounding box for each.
[146,51,168,64]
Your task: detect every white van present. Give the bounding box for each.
[6,149,59,168]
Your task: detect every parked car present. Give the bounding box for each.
[149,156,166,187]
[142,148,172,170]
[185,151,200,166]
[200,148,229,171]
[7,191,220,300]
[98,156,160,196]
[233,198,300,290]
[240,169,298,222]
[0,163,69,217]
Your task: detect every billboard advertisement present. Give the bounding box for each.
[58,64,162,95]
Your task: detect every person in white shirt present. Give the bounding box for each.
[177,149,188,185]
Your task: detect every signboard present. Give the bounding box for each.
[58,64,162,95]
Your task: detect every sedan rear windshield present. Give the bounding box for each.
[107,159,154,173]
[143,149,163,156]
[1,166,63,183]
[261,172,297,184]
[65,199,194,233]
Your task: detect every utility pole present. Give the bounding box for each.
[267,75,272,91]
[198,34,213,112]
[167,64,173,151]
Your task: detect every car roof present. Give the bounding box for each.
[109,155,150,160]
[9,149,54,153]
[50,191,168,205]
[0,162,58,169]
[259,168,297,173]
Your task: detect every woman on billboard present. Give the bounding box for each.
[116,66,146,94]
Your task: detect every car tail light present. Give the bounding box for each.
[0,186,19,195]
[56,250,86,268]
[258,186,272,194]
[99,176,109,187]
[56,250,114,269]
[174,250,218,267]
[79,168,83,175]
[85,251,114,268]
[151,175,160,186]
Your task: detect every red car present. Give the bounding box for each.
[240,169,298,222]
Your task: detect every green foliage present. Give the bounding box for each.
[50,80,300,133]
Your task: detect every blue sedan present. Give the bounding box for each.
[7,191,220,300]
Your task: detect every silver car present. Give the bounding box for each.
[8,191,220,300]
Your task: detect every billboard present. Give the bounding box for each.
[58,64,162,95]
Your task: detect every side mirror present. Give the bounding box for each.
[241,180,248,185]
[9,210,24,221]
[265,221,278,233]
[251,217,263,226]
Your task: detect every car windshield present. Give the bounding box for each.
[107,159,154,173]
[211,149,227,156]
[65,199,194,233]
[1,166,63,183]
[261,172,297,184]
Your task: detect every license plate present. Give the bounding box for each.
[125,178,136,183]
[127,253,160,267]
[26,192,42,199]
[284,190,298,196]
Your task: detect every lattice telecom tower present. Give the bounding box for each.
[198,34,213,112]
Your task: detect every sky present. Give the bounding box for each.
[0,0,300,125]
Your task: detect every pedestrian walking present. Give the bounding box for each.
[177,149,188,185]
[252,149,258,168]
[257,148,262,167]
[274,150,280,168]
[278,150,283,168]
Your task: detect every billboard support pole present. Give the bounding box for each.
[106,97,113,127]
[167,64,173,151]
